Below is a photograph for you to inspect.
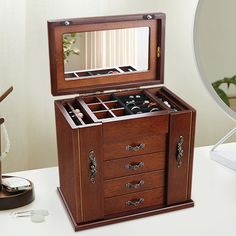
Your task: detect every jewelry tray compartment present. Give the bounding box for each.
[58,87,193,128]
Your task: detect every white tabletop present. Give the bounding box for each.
[1,143,236,236]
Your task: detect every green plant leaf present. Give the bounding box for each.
[213,87,230,106]
[62,32,80,62]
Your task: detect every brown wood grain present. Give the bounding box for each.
[166,111,192,205]
[187,110,196,199]
[78,125,104,222]
[104,134,167,160]
[104,187,164,215]
[104,152,166,179]
[104,170,165,198]
[48,13,165,96]
[55,103,81,222]
[103,114,169,144]
[51,12,196,231]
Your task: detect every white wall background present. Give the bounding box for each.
[0,0,235,172]
[197,0,236,83]
[196,0,236,97]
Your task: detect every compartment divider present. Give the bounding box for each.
[144,90,169,110]
[76,97,98,123]
[111,94,133,115]
[156,91,183,111]
[108,109,117,118]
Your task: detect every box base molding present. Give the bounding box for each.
[58,187,194,231]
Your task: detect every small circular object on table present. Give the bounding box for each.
[0,176,35,210]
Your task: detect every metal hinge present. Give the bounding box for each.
[157,46,161,58]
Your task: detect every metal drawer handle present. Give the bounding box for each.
[126,180,144,189]
[125,161,144,170]
[176,136,184,168]
[126,198,144,207]
[89,151,97,184]
[126,143,145,152]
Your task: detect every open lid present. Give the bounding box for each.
[48,13,165,96]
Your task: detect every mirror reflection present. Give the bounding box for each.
[195,0,236,112]
[63,27,149,79]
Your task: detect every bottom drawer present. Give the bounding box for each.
[104,188,164,215]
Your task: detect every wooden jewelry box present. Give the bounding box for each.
[48,13,196,231]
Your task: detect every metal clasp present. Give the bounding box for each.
[176,136,184,168]
[89,151,97,184]
[126,143,145,152]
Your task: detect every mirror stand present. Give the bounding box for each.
[210,127,236,171]
[0,87,35,210]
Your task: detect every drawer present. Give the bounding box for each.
[104,152,166,179]
[104,134,167,160]
[104,187,164,215]
[103,114,168,144]
[104,170,165,198]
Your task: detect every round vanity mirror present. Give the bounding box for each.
[194,0,236,120]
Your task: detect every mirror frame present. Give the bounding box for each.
[48,13,165,96]
[194,1,236,120]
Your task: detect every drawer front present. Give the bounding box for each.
[104,188,164,215]
[104,152,166,179]
[103,114,168,144]
[104,134,167,160]
[104,170,165,198]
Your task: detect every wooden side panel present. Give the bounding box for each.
[166,111,193,205]
[187,110,196,199]
[55,103,81,222]
[79,125,104,222]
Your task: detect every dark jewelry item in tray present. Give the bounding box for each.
[114,93,160,114]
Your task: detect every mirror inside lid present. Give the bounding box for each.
[48,13,165,96]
